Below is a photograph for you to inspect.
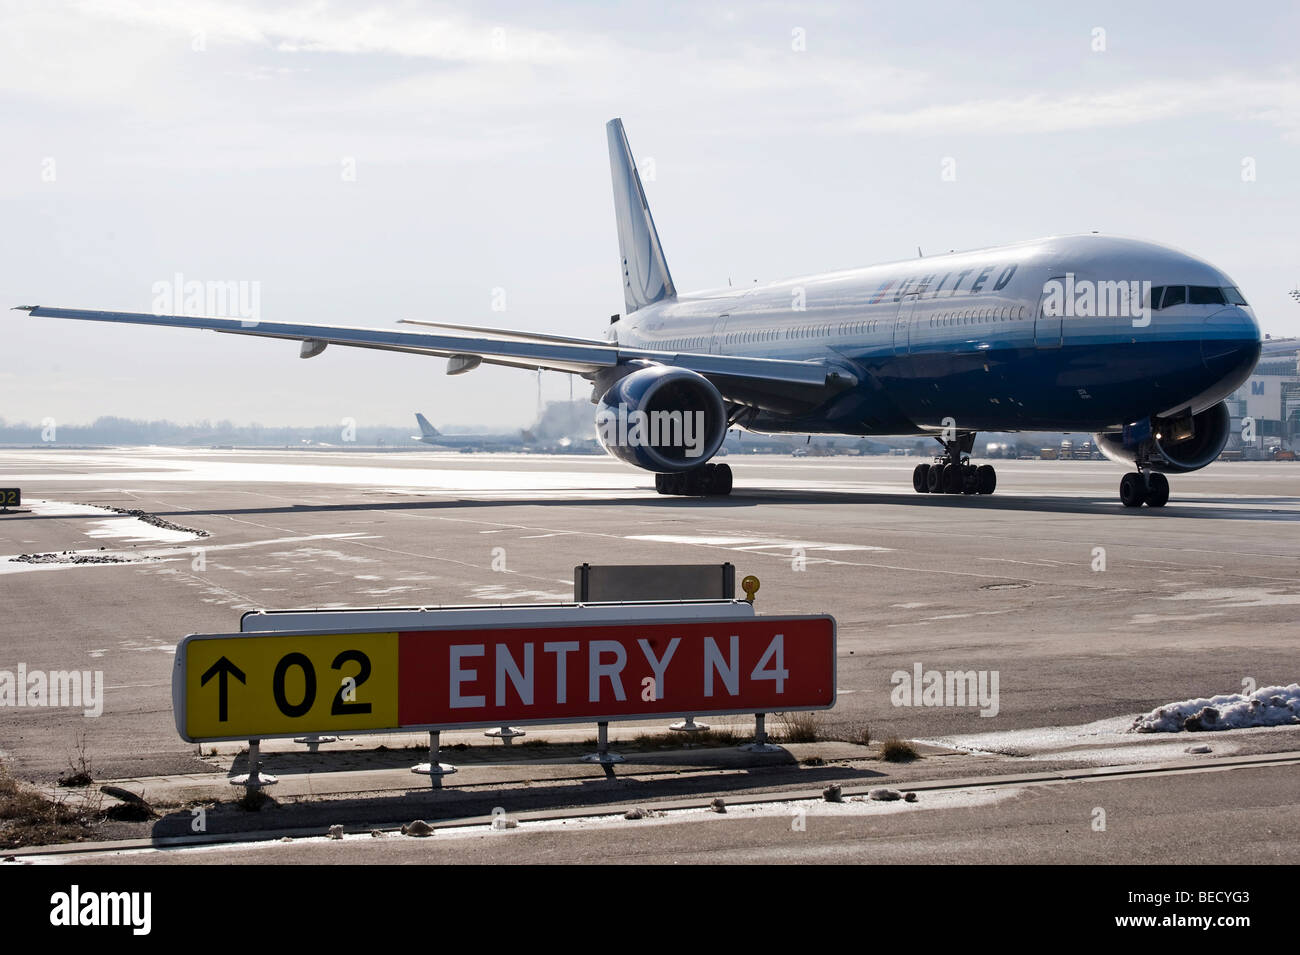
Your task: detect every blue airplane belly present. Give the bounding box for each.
[758,336,1258,436]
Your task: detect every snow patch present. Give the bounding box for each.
[1129,684,1300,733]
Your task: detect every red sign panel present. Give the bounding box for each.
[397,615,835,728]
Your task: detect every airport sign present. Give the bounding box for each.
[173,614,836,742]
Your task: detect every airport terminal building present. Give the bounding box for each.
[1225,336,1300,457]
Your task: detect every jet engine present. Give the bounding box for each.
[1094,400,1231,474]
[594,365,728,472]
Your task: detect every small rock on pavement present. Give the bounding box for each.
[822,784,842,803]
[869,788,903,801]
[624,807,647,820]
[401,819,434,837]
[904,792,918,802]
[709,797,726,813]
[327,825,344,840]
[1185,744,1212,754]
[370,830,386,838]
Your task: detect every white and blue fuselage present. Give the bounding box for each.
[614,233,1259,439]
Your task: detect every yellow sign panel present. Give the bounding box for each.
[183,632,398,740]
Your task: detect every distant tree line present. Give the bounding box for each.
[0,415,441,447]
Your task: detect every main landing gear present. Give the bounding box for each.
[911,432,997,496]
[1119,470,1169,508]
[655,462,733,496]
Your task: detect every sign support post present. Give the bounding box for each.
[668,716,709,733]
[581,722,624,764]
[741,713,781,753]
[411,731,458,787]
[230,739,278,789]
[294,733,337,752]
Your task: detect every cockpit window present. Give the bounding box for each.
[1223,286,1249,306]
[1148,286,1165,310]
[1160,285,1187,308]
[1188,286,1226,305]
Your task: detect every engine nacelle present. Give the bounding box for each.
[595,365,728,472]
[1094,400,1231,474]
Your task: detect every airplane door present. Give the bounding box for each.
[710,313,731,354]
[893,294,919,355]
[1034,275,1064,349]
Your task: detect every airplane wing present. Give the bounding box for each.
[395,318,610,346]
[15,306,841,391]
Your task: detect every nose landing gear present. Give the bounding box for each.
[912,432,997,496]
[1119,470,1169,508]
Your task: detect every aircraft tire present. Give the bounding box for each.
[1120,472,1147,508]
[913,463,931,492]
[713,463,733,496]
[927,463,944,493]
[942,463,963,494]
[1145,471,1169,508]
[976,464,997,495]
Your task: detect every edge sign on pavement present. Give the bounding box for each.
[173,614,836,742]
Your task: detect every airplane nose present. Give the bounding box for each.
[1201,307,1261,389]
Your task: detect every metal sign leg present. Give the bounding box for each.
[294,733,338,753]
[230,739,279,788]
[581,722,625,764]
[668,715,710,733]
[484,726,526,745]
[740,713,782,753]
[411,730,458,787]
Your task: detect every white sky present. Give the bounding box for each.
[2,0,1298,429]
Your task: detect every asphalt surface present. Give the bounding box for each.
[17,758,1300,865]
[0,448,1296,861]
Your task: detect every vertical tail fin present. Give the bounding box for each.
[606,118,675,313]
[414,413,439,438]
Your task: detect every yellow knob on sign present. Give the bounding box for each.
[741,575,760,603]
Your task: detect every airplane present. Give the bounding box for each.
[15,118,1260,508]
[411,412,534,450]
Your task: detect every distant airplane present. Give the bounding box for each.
[17,119,1260,507]
[411,413,533,450]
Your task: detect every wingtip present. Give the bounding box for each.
[12,305,37,312]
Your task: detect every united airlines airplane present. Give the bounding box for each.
[17,119,1261,508]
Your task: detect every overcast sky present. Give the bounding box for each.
[3,0,1298,429]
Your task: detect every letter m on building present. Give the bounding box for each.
[1251,381,1266,395]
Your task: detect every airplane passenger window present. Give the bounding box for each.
[1161,285,1187,308]
[1189,286,1226,305]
